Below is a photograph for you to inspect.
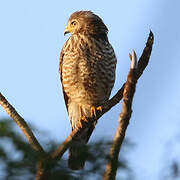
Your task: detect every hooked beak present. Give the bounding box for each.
[64,26,70,35]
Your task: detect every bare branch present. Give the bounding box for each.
[103,51,138,180]
[0,93,45,154]
[36,157,52,180]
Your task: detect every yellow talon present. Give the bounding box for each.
[96,106,102,112]
[90,106,96,117]
[78,106,103,127]
[90,106,103,118]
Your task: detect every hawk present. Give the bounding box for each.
[59,11,117,170]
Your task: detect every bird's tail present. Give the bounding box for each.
[68,102,96,170]
[68,141,86,170]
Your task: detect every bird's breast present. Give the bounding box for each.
[62,35,116,105]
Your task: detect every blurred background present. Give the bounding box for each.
[0,0,180,179]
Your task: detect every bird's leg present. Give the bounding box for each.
[90,106,102,118]
[78,106,102,128]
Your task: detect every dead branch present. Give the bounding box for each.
[36,156,52,180]
[103,50,138,180]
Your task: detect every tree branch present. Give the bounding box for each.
[0,93,45,154]
[36,156,52,180]
[103,50,138,180]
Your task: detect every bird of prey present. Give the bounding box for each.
[59,11,117,170]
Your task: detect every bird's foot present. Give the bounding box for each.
[78,115,88,128]
[90,106,102,118]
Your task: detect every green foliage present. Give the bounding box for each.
[0,119,133,180]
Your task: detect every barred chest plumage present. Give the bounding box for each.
[61,33,117,106]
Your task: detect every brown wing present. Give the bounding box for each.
[59,47,69,111]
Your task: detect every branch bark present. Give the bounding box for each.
[103,50,138,180]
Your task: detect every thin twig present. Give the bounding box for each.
[103,50,138,180]
[0,93,45,154]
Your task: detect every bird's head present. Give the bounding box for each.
[64,11,108,36]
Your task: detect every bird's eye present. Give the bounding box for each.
[71,21,77,26]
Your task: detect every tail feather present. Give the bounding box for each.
[68,102,96,170]
[68,141,87,170]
